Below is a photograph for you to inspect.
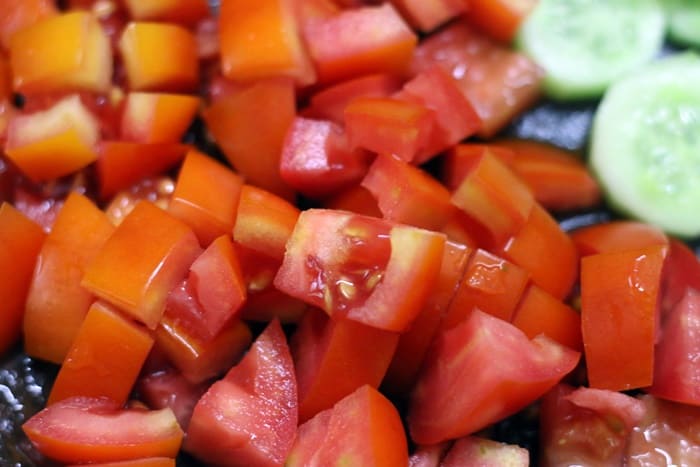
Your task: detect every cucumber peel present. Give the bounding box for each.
[517,0,666,101]
[665,0,700,47]
[590,53,700,238]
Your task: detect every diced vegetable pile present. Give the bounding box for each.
[2,0,700,465]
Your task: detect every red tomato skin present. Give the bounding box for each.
[185,320,297,466]
[649,288,700,405]
[408,310,580,445]
[23,397,183,464]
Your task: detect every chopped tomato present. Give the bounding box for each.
[441,436,529,467]
[411,22,542,138]
[0,0,56,48]
[138,368,208,431]
[67,458,175,467]
[185,320,297,466]
[274,209,446,331]
[23,397,183,464]
[408,442,452,467]
[662,239,700,314]
[464,0,537,43]
[408,310,580,444]
[390,0,465,32]
[122,0,210,26]
[120,92,200,144]
[571,220,669,256]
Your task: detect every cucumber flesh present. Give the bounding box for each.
[590,53,700,238]
[665,0,700,47]
[517,0,666,101]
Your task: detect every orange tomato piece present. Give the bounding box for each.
[512,285,582,351]
[442,248,530,327]
[23,397,183,464]
[0,203,45,356]
[24,193,115,364]
[96,142,188,201]
[292,309,400,422]
[118,22,198,92]
[303,3,418,84]
[4,95,100,182]
[169,150,243,246]
[82,200,201,329]
[203,77,296,200]
[218,0,315,85]
[48,301,154,406]
[581,244,668,390]
[120,92,200,144]
[443,143,516,191]
[498,204,578,300]
[232,184,300,262]
[9,11,111,94]
[465,0,537,43]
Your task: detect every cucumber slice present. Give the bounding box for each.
[517,0,665,101]
[590,53,700,238]
[665,0,700,47]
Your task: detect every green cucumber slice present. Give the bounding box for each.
[665,0,700,47]
[590,53,700,237]
[516,0,666,101]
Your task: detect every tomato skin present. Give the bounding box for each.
[24,193,115,364]
[571,221,668,257]
[0,202,45,356]
[47,301,154,407]
[649,288,700,406]
[411,22,542,138]
[581,245,667,391]
[185,320,297,466]
[408,310,580,445]
[23,397,183,464]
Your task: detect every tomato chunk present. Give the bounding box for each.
[185,320,297,466]
[275,209,445,332]
[408,310,580,444]
[23,397,183,464]
[441,436,529,467]
[120,93,200,144]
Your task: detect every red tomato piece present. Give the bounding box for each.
[155,316,251,384]
[303,3,417,85]
[280,117,370,199]
[218,0,315,85]
[662,239,700,314]
[442,248,529,327]
[565,386,646,431]
[649,288,700,406]
[96,142,188,200]
[24,193,115,364]
[361,153,454,231]
[288,385,408,467]
[188,235,247,337]
[390,0,465,32]
[232,184,300,261]
[408,310,580,444]
[540,384,642,467]
[8,11,112,94]
[397,66,481,163]
[122,0,210,25]
[344,96,434,162]
[465,0,537,43]
[120,92,200,144]
[0,203,45,356]
[443,143,516,191]
[23,397,183,464]
[384,240,471,395]
[498,204,578,299]
[168,150,243,246]
[5,94,100,182]
[138,368,208,431]
[48,301,154,406]
[411,22,542,138]
[441,436,529,467]
[627,395,700,465]
[274,209,446,332]
[451,150,535,249]
[305,73,402,124]
[118,22,198,92]
[185,320,297,466]
[81,201,201,329]
[67,458,175,467]
[203,78,296,200]
[571,220,669,257]
[512,284,582,351]
[322,184,382,218]
[0,0,56,48]
[492,139,602,212]
[581,244,668,390]
[292,308,400,422]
